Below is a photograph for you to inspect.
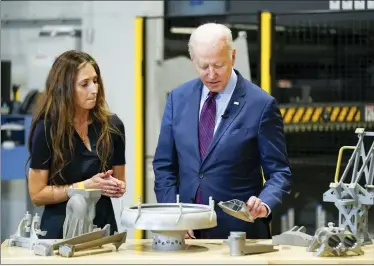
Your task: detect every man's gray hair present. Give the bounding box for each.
[188,23,233,58]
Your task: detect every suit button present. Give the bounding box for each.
[199,173,204,179]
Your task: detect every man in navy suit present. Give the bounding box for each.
[153,23,292,239]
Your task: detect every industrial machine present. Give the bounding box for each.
[159,9,374,235]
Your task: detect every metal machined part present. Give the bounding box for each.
[33,242,54,256]
[9,212,57,250]
[63,188,102,239]
[53,224,111,251]
[218,199,255,223]
[307,222,364,257]
[272,226,313,247]
[225,232,277,256]
[121,194,217,251]
[9,210,112,256]
[32,224,111,256]
[58,231,127,258]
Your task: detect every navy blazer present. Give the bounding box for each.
[153,69,292,239]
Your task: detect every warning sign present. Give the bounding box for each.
[365,105,374,122]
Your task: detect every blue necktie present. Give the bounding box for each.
[196,91,217,204]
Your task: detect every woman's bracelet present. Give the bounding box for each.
[76,181,85,189]
[63,181,85,198]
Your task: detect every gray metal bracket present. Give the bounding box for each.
[58,230,127,258]
[8,212,56,250]
[218,199,255,223]
[225,232,277,256]
[33,224,111,256]
[272,226,313,247]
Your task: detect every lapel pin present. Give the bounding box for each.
[234,101,239,105]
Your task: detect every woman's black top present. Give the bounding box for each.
[29,114,125,239]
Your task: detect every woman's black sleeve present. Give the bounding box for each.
[29,120,51,170]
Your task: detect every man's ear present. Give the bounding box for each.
[231,49,236,64]
[189,52,195,61]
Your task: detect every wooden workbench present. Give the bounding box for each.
[2,239,374,264]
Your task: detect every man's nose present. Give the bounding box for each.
[208,67,217,79]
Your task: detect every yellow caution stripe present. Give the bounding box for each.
[280,105,361,124]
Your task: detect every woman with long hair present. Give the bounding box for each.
[27,50,126,238]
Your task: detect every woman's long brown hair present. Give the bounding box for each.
[27,50,123,185]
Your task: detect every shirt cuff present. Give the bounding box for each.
[261,202,271,217]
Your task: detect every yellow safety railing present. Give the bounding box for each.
[260,11,273,186]
[134,16,144,240]
[260,11,273,233]
[334,146,356,183]
[260,11,272,95]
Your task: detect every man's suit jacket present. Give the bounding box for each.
[153,69,292,239]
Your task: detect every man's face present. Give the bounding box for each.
[192,40,236,92]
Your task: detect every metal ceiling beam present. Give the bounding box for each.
[1,18,81,29]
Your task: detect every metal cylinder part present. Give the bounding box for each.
[228,231,246,256]
[151,230,186,251]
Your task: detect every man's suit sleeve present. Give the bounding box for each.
[152,91,179,203]
[257,97,292,212]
